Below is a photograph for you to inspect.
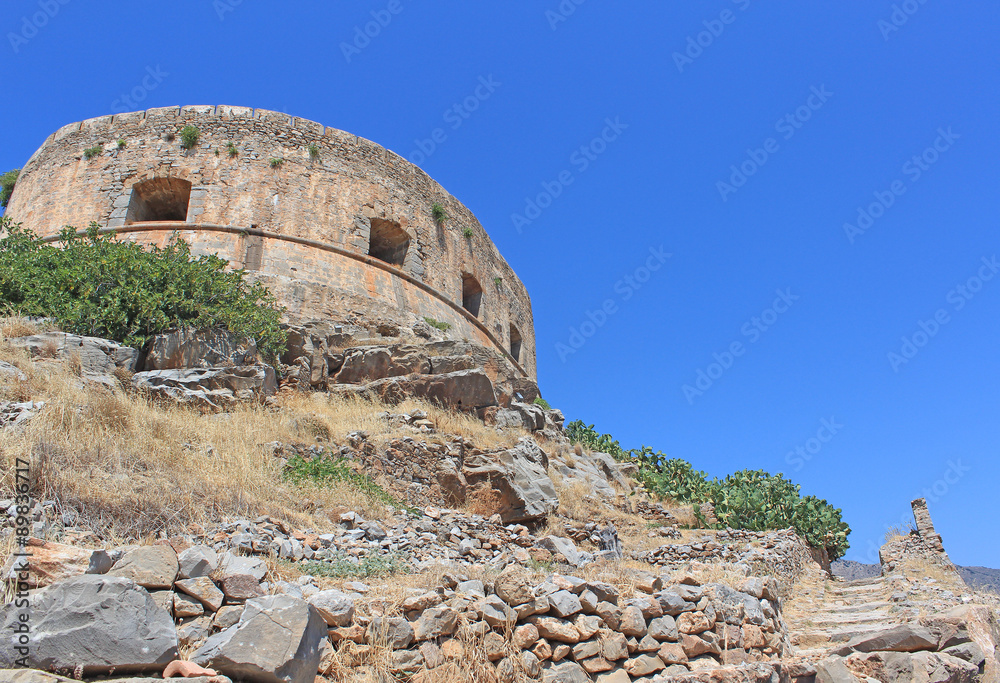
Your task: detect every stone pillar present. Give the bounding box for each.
[911,498,945,552]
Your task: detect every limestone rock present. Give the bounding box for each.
[9,332,139,386]
[220,574,265,602]
[0,575,177,672]
[191,595,327,683]
[542,661,591,683]
[178,545,219,579]
[132,365,277,408]
[1,538,112,588]
[176,577,225,612]
[833,623,939,656]
[107,545,178,589]
[307,589,355,627]
[495,565,534,606]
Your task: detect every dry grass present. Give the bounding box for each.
[463,482,503,518]
[883,522,914,544]
[0,316,42,340]
[0,342,525,543]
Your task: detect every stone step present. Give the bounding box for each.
[792,621,898,645]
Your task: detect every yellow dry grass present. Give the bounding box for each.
[0,336,525,543]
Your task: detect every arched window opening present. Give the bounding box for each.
[125,177,192,223]
[368,218,409,266]
[462,273,482,318]
[510,324,523,362]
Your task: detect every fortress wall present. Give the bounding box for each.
[7,105,534,376]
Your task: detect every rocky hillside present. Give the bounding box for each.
[2,319,999,683]
[834,560,1000,594]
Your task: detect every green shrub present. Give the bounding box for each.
[83,146,102,160]
[180,126,200,150]
[227,142,239,158]
[563,419,851,559]
[308,143,320,159]
[117,139,127,149]
[431,203,447,223]
[494,276,503,288]
[269,158,284,169]
[296,552,408,579]
[462,227,474,239]
[533,397,551,410]
[0,218,286,357]
[423,316,451,331]
[283,454,416,513]
[0,169,19,208]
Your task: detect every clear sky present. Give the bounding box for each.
[2,1,997,567]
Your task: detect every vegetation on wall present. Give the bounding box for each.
[462,227,474,239]
[422,316,451,332]
[431,203,447,223]
[117,139,127,150]
[533,397,551,410]
[566,420,851,559]
[269,158,284,169]
[308,143,320,160]
[0,218,286,357]
[180,125,200,150]
[0,169,19,208]
[83,146,102,160]
[227,142,239,158]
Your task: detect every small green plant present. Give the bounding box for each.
[179,125,200,150]
[0,169,19,208]
[494,276,503,288]
[269,157,284,169]
[296,553,409,579]
[431,203,447,223]
[423,316,451,332]
[533,397,551,410]
[462,227,474,239]
[307,143,320,159]
[226,142,239,158]
[116,139,127,149]
[83,146,102,160]
[283,454,417,513]
[214,149,219,157]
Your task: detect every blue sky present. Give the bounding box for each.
[2,1,998,567]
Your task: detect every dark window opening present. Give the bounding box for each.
[368,218,410,266]
[462,273,483,318]
[244,235,263,271]
[510,324,523,362]
[125,177,192,223]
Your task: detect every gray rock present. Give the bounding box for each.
[132,365,277,409]
[218,552,268,580]
[9,332,139,386]
[368,616,414,650]
[192,595,327,683]
[542,661,591,683]
[0,575,177,672]
[463,439,559,523]
[178,545,219,579]
[413,605,459,641]
[107,545,178,589]
[548,590,583,618]
[647,615,679,641]
[537,536,587,567]
[307,589,355,627]
[144,328,257,370]
[175,577,225,612]
[833,624,939,656]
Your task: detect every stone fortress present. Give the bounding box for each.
[4,105,535,394]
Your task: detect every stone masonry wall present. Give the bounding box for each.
[6,105,535,377]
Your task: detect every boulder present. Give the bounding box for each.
[132,365,277,409]
[220,574,265,602]
[176,577,225,612]
[464,440,558,524]
[494,565,534,606]
[1,538,112,588]
[333,345,430,384]
[0,575,177,673]
[191,595,327,683]
[107,545,178,589]
[178,545,219,579]
[144,328,257,370]
[833,623,939,656]
[307,589,355,627]
[9,332,139,386]
[542,661,591,683]
[218,552,268,581]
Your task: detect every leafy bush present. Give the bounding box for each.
[226,142,239,158]
[431,203,447,223]
[0,169,19,208]
[564,419,851,559]
[0,218,286,357]
[423,316,451,331]
[269,158,284,169]
[83,146,102,160]
[282,454,415,513]
[296,552,408,579]
[308,143,320,159]
[462,227,474,239]
[117,139,127,149]
[533,396,551,410]
[180,125,200,150]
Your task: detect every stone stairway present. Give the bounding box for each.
[783,573,921,659]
